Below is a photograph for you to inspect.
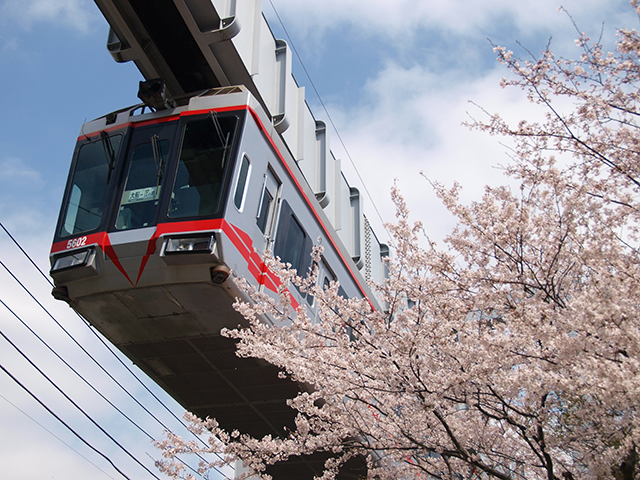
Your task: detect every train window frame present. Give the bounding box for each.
[58,132,124,238]
[303,259,319,306]
[233,154,251,212]
[256,166,281,236]
[301,258,324,308]
[320,262,348,301]
[256,187,273,233]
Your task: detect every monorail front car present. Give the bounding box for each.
[49,84,378,455]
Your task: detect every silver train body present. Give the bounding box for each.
[49,86,386,477]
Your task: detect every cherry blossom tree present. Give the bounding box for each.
[155,4,640,480]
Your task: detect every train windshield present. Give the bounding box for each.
[168,115,236,219]
[116,134,171,230]
[60,134,123,237]
[56,112,240,240]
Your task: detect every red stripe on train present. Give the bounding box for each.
[50,219,299,309]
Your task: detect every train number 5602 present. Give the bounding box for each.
[67,236,87,249]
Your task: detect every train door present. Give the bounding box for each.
[254,166,281,254]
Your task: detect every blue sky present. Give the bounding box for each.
[0,0,635,478]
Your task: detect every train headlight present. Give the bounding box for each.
[51,248,92,272]
[164,235,215,254]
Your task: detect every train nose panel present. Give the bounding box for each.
[103,227,157,285]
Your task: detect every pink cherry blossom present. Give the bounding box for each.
[155,4,640,479]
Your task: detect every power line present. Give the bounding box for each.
[81,319,233,478]
[0,393,118,480]
[0,222,232,479]
[267,0,391,239]
[0,222,53,287]
[0,362,133,480]
[0,283,156,440]
[0,318,163,480]
[0,260,210,479]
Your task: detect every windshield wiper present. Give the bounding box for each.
[151,134,164,193]
[209,110,231,167]
[100,131,116,184]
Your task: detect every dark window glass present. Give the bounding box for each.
[256,168,280,235]
[274,201,312,273]
[60,134,122,237]
[281,216,305,270]
[338,285,348,299]
[168,116,236,219]
[116,138,170,230]
[256,188,273,233]
[234,155,250,210]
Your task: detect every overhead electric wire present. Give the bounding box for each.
[0,362,133,480]
[0,287,155,439]
[0,392,118,480]
[0,313,163,480]
[0,222,232,479]
[0,222,51,286]
[81,318,233,477]
[0,287,204,480]
[0,257,175,439]
[267,0,391,239]
[0,260,209,478]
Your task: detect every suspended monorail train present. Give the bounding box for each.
[49,82,386,467]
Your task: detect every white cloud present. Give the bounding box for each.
[1,37,19,53]
[267,0,632,61]
[1,0,96,33]
[314,60,545,244]
[271,0,638,244]
[0,157,44,184]
[275,0,625,34]
[0,157,51,238]
[0,397,118,480]
[0,0,636,475]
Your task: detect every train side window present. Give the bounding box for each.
[274,200,312,273]
[256,167,280,235]
[233,155,251,211]
[302,259,322,307]
[315,262,342,304]
[280,215,304,269]
[320,265,350,334]
[321,266,348,301]
[256,189,273,232]
[60,134,123,237]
